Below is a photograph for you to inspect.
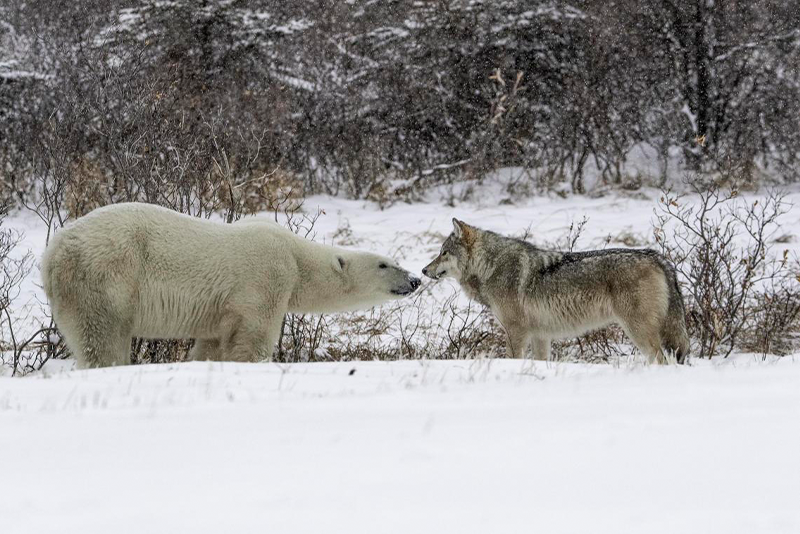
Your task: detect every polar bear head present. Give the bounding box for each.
[329,251,421,311]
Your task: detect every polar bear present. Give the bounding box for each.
[41,202,421,368]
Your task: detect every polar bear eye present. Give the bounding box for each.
[379,263,388,269]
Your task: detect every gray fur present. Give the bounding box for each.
[423,219,690,364]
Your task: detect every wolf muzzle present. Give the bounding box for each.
[421,264,442,280]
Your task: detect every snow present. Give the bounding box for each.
[1,355,799,533]
[2,183,799,531]
[0,59,51,81]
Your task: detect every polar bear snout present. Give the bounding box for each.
[390,274,422,296]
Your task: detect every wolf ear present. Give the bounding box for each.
[452,218,476,245]
[333,256,346,273]
[452,218,465,237]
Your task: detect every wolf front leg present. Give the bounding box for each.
[504,323,532,359]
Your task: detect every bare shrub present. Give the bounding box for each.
[654,180,795,358]
[605,229,650,248]
[323,308,400,362]
[236,169,305,217]
[276,313,330,363]
[0,200,30,373]
[551,327,627,364]
[131,339,193,365]
[434,293,505,359]
[3,143,72,374]
[0,199,66,375]
[64,159,109,219]
[742,275,800,357]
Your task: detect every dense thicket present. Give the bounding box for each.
[1,0,799,203]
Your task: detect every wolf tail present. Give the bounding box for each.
[659,260,690,364]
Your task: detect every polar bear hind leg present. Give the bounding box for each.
[56,289,132,368]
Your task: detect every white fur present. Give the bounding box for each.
[41,203,417,367]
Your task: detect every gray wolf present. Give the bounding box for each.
[41,202,421,368]
[422,219,689,364]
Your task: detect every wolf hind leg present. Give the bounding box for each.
[661,309,690,364]
[531,337,551,361]
[632,333,664,364]
[623,320,665,364]
[617,295,669,364]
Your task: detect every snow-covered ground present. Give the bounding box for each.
[2,356,799,533]
[2,180,800,532]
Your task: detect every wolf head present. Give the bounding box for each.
[422,218,477,281]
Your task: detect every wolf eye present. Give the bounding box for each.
[441,251,449,257]
[379,263,388,269]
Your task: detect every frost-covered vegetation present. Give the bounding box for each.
[1,1,799,372]
[2,0,800,204]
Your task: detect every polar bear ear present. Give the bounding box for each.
[333,256,346,273]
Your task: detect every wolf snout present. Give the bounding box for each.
[410,277,421,290]
[422,265,441,280]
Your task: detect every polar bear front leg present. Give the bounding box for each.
[189,339,223,361]
[221,307,287,363]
